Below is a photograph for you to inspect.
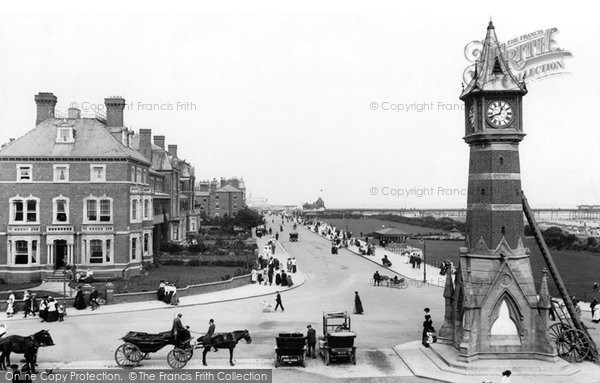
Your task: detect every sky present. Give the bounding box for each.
[0,1,598,209]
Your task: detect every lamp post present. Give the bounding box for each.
[422,238,427,284]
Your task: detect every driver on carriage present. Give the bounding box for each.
[171,313,189,346]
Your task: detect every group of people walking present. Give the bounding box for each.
[5,290,66,322]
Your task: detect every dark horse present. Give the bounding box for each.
[198,330,251,366]
[0,330,54,373]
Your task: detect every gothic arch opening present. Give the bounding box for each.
[489,292,522,346]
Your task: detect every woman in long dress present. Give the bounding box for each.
[354,291,364,314]
[46,297,58,322]
[592,299,600,323]
[6,291,14,318]
[73,287,87,310]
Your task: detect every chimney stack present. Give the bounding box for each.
[139,129,152,161]
[167,144,178,158]
[154,135,165,149]
[68,107,81,119]
[104,97,126,127]
[34,92,57,125]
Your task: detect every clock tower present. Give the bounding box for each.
[437,21,555,361]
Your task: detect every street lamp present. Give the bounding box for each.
[422,238,427,284]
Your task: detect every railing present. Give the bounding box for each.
[7,226,41,233]
[46,226,74,233]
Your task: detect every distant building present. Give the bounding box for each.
[303,197,325,211]
[194,177,246,218]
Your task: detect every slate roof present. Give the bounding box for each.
[460,21,526,99]
[0,118,150,164]
[215,184,242,193]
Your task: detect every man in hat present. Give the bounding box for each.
[171,313,185,344]
[306,325,316,358]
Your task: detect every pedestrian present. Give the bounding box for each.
[274,291,284,312]
[58,304,65,322]
[306,325,316,358]
[286,273,293,287]
[90,289,100,310]
[46,297,58,322]
[170,285,179,306]
[422,314,434,348]
[292,257,297,273]
[592,299,600,323]
[281,270,288,287]
[6,291,14,318]
[73,286,87,310]
[275,232,279,241]
[354,291,364,314]
[39,297,48,322]
[373,271,381,286]
[268,269,274,286]
[251,269,258,284]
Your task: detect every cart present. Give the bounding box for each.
[523,195,598,363]
[289,232,299,242]
[319,311,357,365]
[275,332,306,367]
[115,330,194,369]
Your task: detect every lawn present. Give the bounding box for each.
[72,265,247,294]
[322,218,446,236]
[323,218,600,301]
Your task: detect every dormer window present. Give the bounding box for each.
[56,126,74,143]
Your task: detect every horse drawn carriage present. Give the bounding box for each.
[319,311,357,365]
[289,232,299,242]
[115,329,252,369]
[115,330,194,369]
[274,332,306,367]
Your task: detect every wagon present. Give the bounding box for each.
[115,329,194,369]
[319,311,357,365]
[275,332,306,367]
[548,298,595,362]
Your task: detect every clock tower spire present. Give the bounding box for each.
[438,22,555,362]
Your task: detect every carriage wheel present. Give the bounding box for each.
[324,350,330,366]
[115,343,142,367]
[556,329,590,363]
[549,323,569,344]
[167,347,189,369]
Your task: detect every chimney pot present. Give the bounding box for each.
[34,92,57,125]
[139,129,152,161]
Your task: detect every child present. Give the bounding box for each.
[58,304,65,322]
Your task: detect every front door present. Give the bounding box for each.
[55,240,67,269]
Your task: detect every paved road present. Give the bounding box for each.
[6,219,446,381]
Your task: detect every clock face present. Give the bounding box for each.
[486,100,513,128]
[468,105,475,130]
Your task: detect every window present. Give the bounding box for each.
[233,194,238,199]
[137,168,142,184]
[10,196,39,224]
[56,127,74,143]
[501,226,506,235]
[84,197,113,223]
[53,196,69,223]
[499,156,504,165]
[481,188,485,196]
[131,166,136,182]
[144,233,150,253]
[53,165,69,182]
[131,237,138,260]
[90,165,106,182]
[15,241,28,264]
[142,170,146,185]
[100,200,111,222]
[132,200,138,221]
[173,224,179,240]
[106,239,111,262]
[90,240,103,263]
[87,200,97,221]
[17,165,32,182]
[143,199,151,220]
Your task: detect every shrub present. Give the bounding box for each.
[160,242,183,254]
[188,259,201,266]
[188,242,207,253]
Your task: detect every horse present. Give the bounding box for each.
[0,330,54,373]
[197,330,251,366]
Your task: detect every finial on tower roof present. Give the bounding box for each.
[488,18,494,30]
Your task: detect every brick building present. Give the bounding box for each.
[194,177,246,218]
[0,92,197,283]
